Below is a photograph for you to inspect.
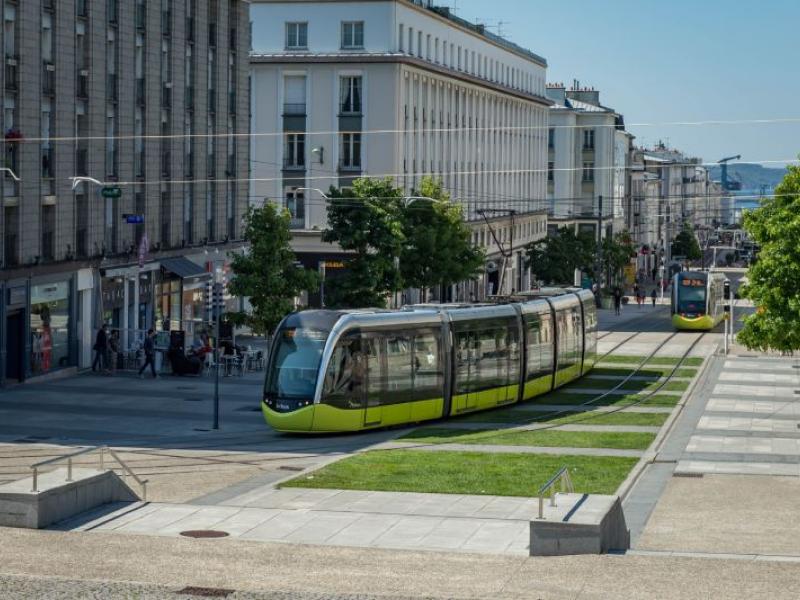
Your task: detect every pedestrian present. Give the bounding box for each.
[108,329,120,375]
[92,324,109,372]
[138,329,157,379]
[652,266,657,282]
[638,286,646,307]
[613,286,622,316]
[650,288,657,307]
[633,283,640,307]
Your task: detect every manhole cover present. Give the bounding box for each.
[179,530,230,539]
[175,586,234,598]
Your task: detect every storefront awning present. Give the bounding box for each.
[160,257,209,279]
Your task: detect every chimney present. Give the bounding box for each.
[566,85,600,106]
[546,82,566,105]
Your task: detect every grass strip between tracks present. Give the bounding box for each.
[396,428,656,450]
[454,408,669,427]
[598,355,704,367]
[282,450,638,497]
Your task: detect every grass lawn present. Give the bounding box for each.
[456,407,669,427]
[397,427,656,450]
[597,355,704,367]
[591,367,698,378]
[542,392,681,407]
[281,449,639,496]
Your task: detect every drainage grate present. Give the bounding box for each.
[673,472,704,478]
[175,586,234,598]
[179,530,230,539]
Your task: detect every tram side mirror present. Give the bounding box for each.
[723,281,731,300]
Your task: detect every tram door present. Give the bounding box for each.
[362,336,383,427]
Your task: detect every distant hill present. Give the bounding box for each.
[707,164,788,191]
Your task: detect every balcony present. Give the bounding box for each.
[282,158,305,171]
[135,78,145,105]
[283,103,306,116]
[289,217,305,230]
[42,63,55,95]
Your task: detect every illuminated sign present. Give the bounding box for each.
[681,279,705,287]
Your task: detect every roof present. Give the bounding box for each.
[160,257,209,279]
[548,96,616,114]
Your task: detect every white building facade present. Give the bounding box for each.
[250,0,551,300]
[545,83,628,240]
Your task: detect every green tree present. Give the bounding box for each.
[671,223,702,261]
[400,178,485,299]
[526,227,594,285]
[601,231,636,285]
[738,163,800,352]
[228,203,319,335]
[322,178,405,308]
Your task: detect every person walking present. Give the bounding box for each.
[138,329,157,379]
[108,330,120,375]
[613,286,622,316]
[638,286,646,307]
[633,283,641,308]
[92,324,109,372]
[650,288,658,307]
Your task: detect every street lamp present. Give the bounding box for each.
[0,167,20,181]
[69,176,104,190]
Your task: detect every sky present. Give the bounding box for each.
[454,0,800,167]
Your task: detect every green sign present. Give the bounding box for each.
[101,186,122,198]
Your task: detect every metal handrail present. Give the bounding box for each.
[30,445,148,501]
[537,466,574,519]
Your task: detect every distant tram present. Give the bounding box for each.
[671,271,727,331]
[262,290,597,433]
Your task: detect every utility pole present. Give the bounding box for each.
[206,277,223,430]
[477,208,517,296]
[595,195,603,286]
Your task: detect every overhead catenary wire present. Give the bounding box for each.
[5,116,800,144]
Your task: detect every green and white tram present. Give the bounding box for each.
[671,271,727,331]
[262,290,597,433]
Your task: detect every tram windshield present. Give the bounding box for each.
[266,328,328,406]
[677,278,706,314]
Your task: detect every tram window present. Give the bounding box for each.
[268,328,327,400]
[455,330,477,395]
[557,310,577,368]
[322,335,364,410]
[413,330,443,401]
[507,325,520,386]
[364,337,384,408]
[540,313,554,373]
[476,327,505,390]
[386,333,414,403]
[526,317,545,379]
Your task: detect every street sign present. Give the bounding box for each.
[101,186,122,198]
[123,214,144,224]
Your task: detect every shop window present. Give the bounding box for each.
[30,281,71,374]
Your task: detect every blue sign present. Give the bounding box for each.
[124,214,144,224]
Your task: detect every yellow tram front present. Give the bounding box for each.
[671,271,726,331]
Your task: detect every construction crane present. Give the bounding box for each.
[718,155,741,191]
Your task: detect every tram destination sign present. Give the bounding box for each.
[101,186,122,198]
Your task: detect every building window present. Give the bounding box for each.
[284,134,305,169]
[582,162,594,182]
[341,21,364,49]
[583,128,595,150]
[548,128,554,149]
[340,76,362,114]
[340,133,361,170]
[285,22,307,49]
[285,188,305,229]
[547,161,554,182]
[30,281,72,375]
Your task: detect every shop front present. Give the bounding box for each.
[154,257,212,348]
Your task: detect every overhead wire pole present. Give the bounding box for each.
[477,208,517,296]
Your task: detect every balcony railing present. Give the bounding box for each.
[42,63,55,95]
[283,103,306,116]
[283,158,305,171]
[339,160,361,172]
[289,217,305,230]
